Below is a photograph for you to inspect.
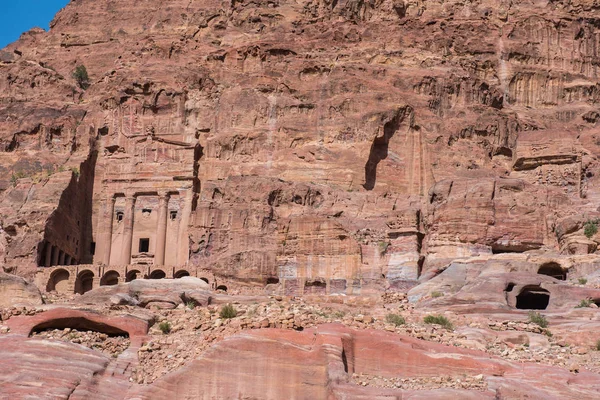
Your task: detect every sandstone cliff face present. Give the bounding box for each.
[2,0,600,289]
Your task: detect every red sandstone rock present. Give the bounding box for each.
[0,271,43,307]
[128,324,600,399]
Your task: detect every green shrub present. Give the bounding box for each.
[584,219,598,238]
[186,300,197,309]
[219,304,237,319]
[331,310,346,319]
[71,167,80,178]
[158,321,171,334]
[576,299,592,308]
[423,315,453,330]
[578,277,588,285]
[431,291,443,298]
[528,311,548,328]
[72,65,90,89]
[386,313,405,326]
[378,241,390,254]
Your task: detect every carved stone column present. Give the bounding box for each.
[121,195,136,265]
[58,250,65,266]
[44,242,52,267]
[51,245,59,266]
[102,196,116,266]
[155,192,169,266]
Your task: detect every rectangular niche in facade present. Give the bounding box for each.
[139,238,150,253]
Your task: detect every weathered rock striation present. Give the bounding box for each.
[2,0,600,294]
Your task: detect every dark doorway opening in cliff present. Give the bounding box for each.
[199,277,209,284]
[537,262,566,280]
[505,283,516,292]
[216,285,228,292]
[267,277,280,285]
[363,112,403,190]
[516,286,550,310]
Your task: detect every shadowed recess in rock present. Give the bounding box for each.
[516,285,550,310]
[363,109,409,190]
[30,317,129,337]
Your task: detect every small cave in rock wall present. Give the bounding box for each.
[537,262,566,280]
[516,286,550,310]
[266,277,280,285]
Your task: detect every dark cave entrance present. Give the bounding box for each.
[537,262,566,280]
[516,286,550,310]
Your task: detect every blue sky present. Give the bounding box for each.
[0,0,70,49]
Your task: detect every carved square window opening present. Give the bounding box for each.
[139,238,150,253]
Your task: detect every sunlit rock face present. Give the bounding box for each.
[2,0,600,293]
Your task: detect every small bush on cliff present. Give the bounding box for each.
[528,312,548,328]
[158,321,171,334]
[386,314,405,326]
[584,219,599,238]
[186,300,197,309]
[220,304,237,319]
[72,65,90,89]
[423,315,453,330]
[576,299,592,308]
[431,291,443,298]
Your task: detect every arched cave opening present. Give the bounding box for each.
[30,317,129,338]
[126,270,141,282]
[537,262,566,280]
[75,270,94,294]
[100,271,120,286]
[149,270,166,280]
[46,269,70,293]
[516,286,550,310]
[174,270,190,279]
[216,285,228,292]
